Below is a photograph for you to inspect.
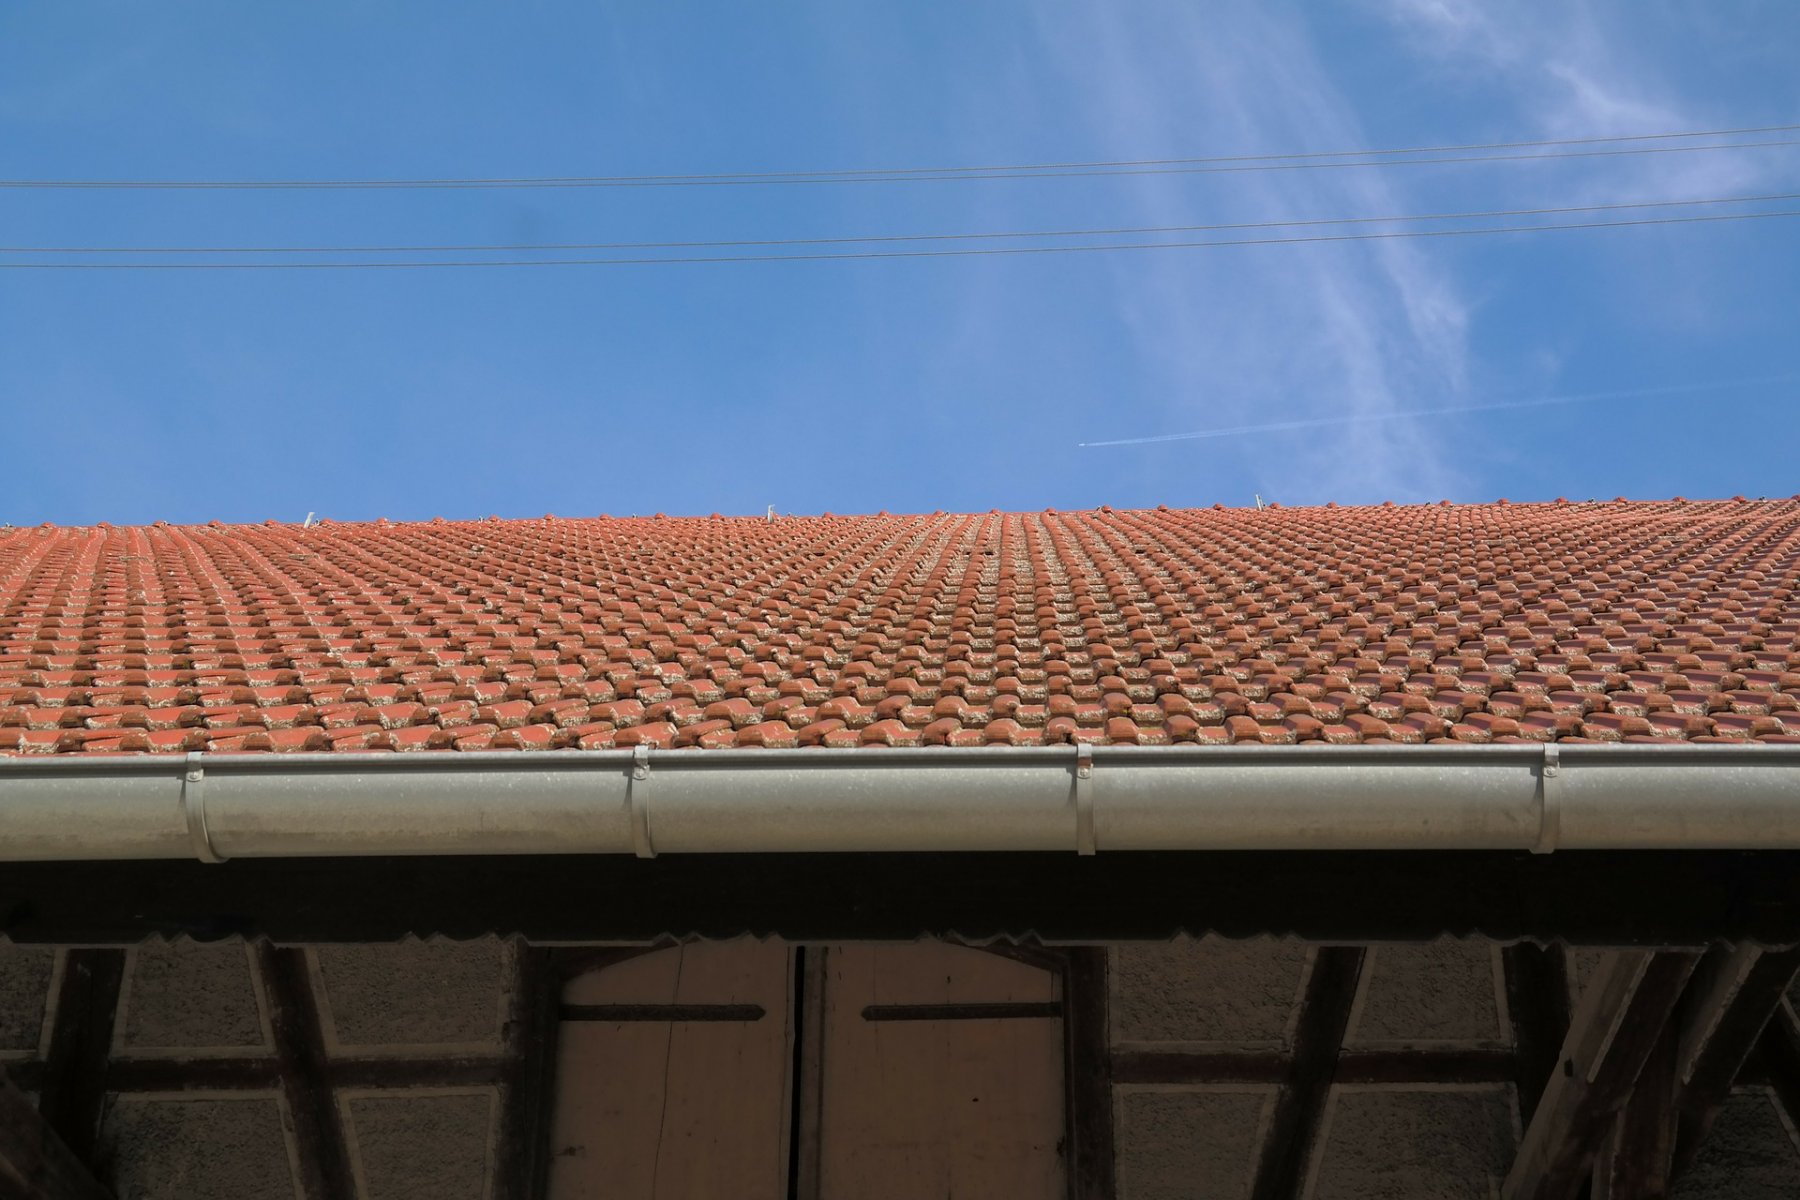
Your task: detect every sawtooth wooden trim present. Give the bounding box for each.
[35,950,124,1172]
[254,944,357,1200]
[0,1065,114,1200]
[1248,945,1366,1200]
[1502,950,1701,1200]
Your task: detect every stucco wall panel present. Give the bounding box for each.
[102,1095,298,1200]
[347,1091,494,1200]
[315,938,504,1050]
[0,942,53,1053]
[1115,1088,1272,1200]
[1347,940,1504,1045]
[1112,938,1308,1046]
[120,938,264,1051]
[1674,1087,1800,1199]
[1308,1086,1515,1199]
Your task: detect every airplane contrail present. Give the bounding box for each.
[1076,375,1797,447]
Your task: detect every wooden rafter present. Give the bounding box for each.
[1502,950,1701,1200]
[36,950,124,1171]
[0,1066,113,1200]
[254,944,356,1200]
[1248,946,1366,1200]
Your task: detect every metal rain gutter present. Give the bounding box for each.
[0,744,1795,863]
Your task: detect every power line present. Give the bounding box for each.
[2,126,1797,190]
[4,207,1796,270]
[6,191,1796,255]
[1077,375,1800,447]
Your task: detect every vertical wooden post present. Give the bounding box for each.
[255,944,356,1200]
[495,942,561,1200]
[1063,947,1115,1200]
[1504,943,1572,1129]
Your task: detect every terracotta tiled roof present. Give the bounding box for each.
[2,500,1798,755]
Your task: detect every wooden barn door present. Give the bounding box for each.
[547,939,1067,1200]
[811,942,1066,1200]
[548,939,795,1200]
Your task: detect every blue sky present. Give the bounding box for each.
[1,2,1797,525]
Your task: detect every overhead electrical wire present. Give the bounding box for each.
[2,124,1796,190]
[3,190,1794,255]
[4,207,1797,270]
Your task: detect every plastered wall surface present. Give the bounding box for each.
[1115,1088,1272,1200]
[120,939,264,1051]
[0,942,52,1054]
[347,1092,495,1200]
[106,1096,298,1200]
[315,941,504,1049]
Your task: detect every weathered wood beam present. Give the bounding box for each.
[254,945,356,1200]
[1502,950,1701,1200]
[1669,944,1800,1175]
[1504,944,1572,1127]
[1064,948,1115,1200]
[0,1066,113,1200]
[1248,946,1366,1200]
[494,943,560,1200]
[1112,1046,1516,1087]
[35,950,124,1169]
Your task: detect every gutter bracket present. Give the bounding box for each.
[1074,743,1096,856]
[181,753,227,864]
[627,745,657,859]
[1532,743,1562,855]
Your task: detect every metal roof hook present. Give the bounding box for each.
[1532,743,1563,855]
[627,744,657,858]
[181,753,228,864]
[1074,743,1097,856]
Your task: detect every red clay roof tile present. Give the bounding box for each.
[1,501,1797,754]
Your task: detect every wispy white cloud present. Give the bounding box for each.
[1013,6,1473,503]
[1374,0,1779,199]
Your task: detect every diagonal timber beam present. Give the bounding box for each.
[1756,1002,1800,1144]
[1248,946,1366,1200]
[1502,950,1701,1200]
[0,1066,113,1200]
[1668,944,1800,1175]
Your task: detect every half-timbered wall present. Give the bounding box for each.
[5,936,1800,1198]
